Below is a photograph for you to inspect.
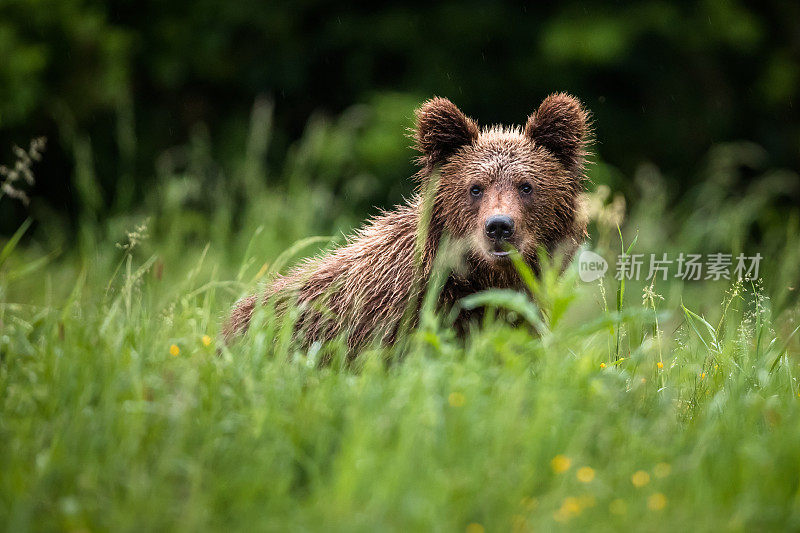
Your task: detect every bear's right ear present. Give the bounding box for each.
[525,93,590,175]
[413,97,479,172]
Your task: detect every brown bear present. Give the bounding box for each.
[224,93,590,350]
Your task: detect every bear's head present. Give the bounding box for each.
[414,94,591,277]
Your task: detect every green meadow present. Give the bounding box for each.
[2,102,799,532]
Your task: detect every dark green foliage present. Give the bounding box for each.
[1,1,799,233]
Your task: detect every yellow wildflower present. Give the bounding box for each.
[465,523,484,533]
[448,392,466,407]
[647,492,667,511]
[202,335,212,347]
[600,362,606,368]
[657,361,664,369]
[551,454,571,473]
[169,344,180,357]
[554,496,583,522]
[577,466,595,483]
[631,470,650,487]
[562,497,581,514]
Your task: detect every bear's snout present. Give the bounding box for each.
[484,215,515,242]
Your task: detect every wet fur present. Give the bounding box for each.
[224,93,591,350]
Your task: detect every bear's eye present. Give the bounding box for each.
[470,185,483,197]
[519,183,533,195]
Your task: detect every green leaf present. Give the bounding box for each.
[5,250,57,282]
[768,324,800,372]
[681,303,718,352]
[0,218,32,270]
[458,289,548,334]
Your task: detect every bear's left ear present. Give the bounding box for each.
[525,93,591,175]
[414,97,479,173]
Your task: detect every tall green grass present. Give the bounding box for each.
[1,101,799,531]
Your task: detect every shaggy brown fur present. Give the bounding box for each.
[224,93,591,350]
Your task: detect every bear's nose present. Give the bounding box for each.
[485,215,515,241]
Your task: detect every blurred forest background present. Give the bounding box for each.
[1,0,798,237]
